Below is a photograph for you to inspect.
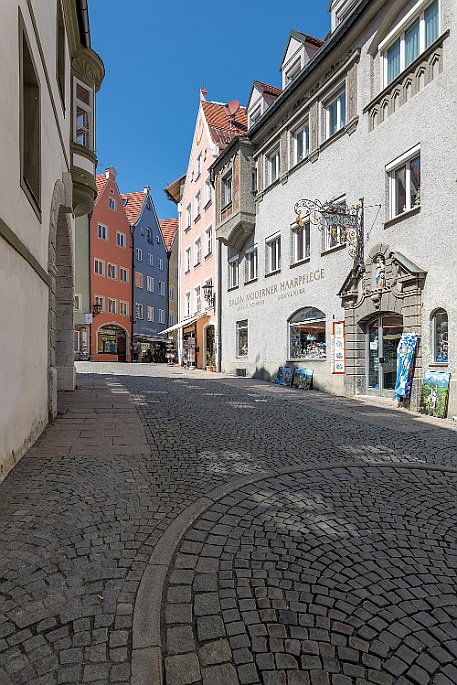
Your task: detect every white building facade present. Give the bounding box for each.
[0,0,103,479]
[215,0,457,414]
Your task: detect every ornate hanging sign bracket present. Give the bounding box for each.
[294,198,364,268]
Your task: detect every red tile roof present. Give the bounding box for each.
[202,100,248,147]
[293,30,324,47]
[255,81,282,97]
[159,219,179,251]
[121,192,145,225]
[95,173,108,199]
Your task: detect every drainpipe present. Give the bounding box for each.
[216,237,222,372]
[131,225,135,362]
[87,212,92,360]
[75,0,91,48]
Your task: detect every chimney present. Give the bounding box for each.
[144,185,150,194]
[105,167,117,180]
[200,88,208,100]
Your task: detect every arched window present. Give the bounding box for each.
[432,309,448,363]
[288,308,326,360]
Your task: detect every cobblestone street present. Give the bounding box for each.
[1,363,457,685]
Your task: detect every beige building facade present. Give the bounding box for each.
[214,0,457,414]
[0,1,103,479]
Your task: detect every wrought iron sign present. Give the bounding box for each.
[294,197,364,269]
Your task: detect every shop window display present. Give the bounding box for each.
[288,308,326,359]
[433,309,448,363]
[237,320,248,356]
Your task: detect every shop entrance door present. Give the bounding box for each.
[366,314,403,397]
[117,332,126,362]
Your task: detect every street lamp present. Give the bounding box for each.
[203,282,215,309]
[92,301,102,316]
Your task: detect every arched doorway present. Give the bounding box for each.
[97,324,128,362]
[48,182,75,420]
[366,314,403,396]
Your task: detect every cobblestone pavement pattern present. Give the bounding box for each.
[0,362,456,685]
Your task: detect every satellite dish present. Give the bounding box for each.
[226,100,240,116]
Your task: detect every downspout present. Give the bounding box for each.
[216,237,222,372]
[75,0,91,48]
[88,213,92,360]
[131,225,135,362]
[166,248,171,335]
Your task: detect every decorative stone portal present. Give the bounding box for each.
[339,242,427,408]
[48,180,75,420]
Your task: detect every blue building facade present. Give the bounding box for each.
[122,187,169,359]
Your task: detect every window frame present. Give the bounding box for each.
[184,291,191,318]
[107,263,117,280]
[185,204,192,229]
[194,237,202,266]
[108,197,116,211]
[265,145,280,186]
[147,275,154,292]
[73,76,94,150]
[288,308,327,360]
[222,173,233,209]
[195,190,201,219]
[120,301,129,317]
[265,233,281,274]
[291,119,310,168]
[381,0,440,87]
[73,293,82,311]
[324,88,347,140]
[136,247,143,262]
[194,285,201,313]
[431,308,448,364]
[147,305,155,322]
[292,220,311,264]
[386,145,421,219]
[135,302,144,320]
[116,231,126,248]
[108,298,117,315]
[205,225,213,257]
[98,223,108,241]
[204,177,212,206]
[236,320,249,357]
[20,17,41,215]
[56,0,66,109]
[135,271,144,289]
[94,295,105,313]
[245,246,258,283]
[94,258,105,276]
[119,267,129,283]
[228,255,240,290]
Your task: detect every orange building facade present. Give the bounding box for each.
[90,168,132,362]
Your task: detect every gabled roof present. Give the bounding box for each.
[280,29,324,68]
[202,100,248,147]
[253,81,282,97]
[95,173,108,199]
[120,192,145,225]
[159,219,179,251]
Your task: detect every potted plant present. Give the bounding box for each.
[206,352,216,371]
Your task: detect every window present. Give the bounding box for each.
[205,226,213,257]
[387,147,421,219]
[94,259,104,276]
[245,247,258,283]
[228,256,239,289]
[432,309,448,363]
[204,177,212,205]
[158,281,165,296]
[168,313,175,326]
[292,122,309,166]
[136,248,143,261]
[21,25,41,210]
[236,320,248,357]
[196,153,202,178]
[185,292,191,317]
[147,276,154,292]
[120,301,129,316]
[94,295,105,312]
[175,266,179,279]
[285,60,301,86]
[222,174,232,207]
[56,1,65,106]
[156,235,160,244]
[194,238,202,266]
[185,247,191,272]
[119,267,129,283]
[185,204,192,229]
[146,228,152,243]
[252,164,258,194]
[195,286,201,313]
[266,147,280,186]
[148,253,153,266]
[147,306,155,322]
[289,308,326,359]
[135,303,144,320]
[266,234,281,273]
[117,232,126,248]
[158,258,164,271]
[108,298,117,315]
[250,106,262,126]
[195,191,201,218]
[169,286,175,300]
[74,294,81,311]
[135,271,143,289]
[74,78,93,149]
[98,224,108,240]
[325,89,346,139]
[383,0,439,86]
[73,330,80,354]
[109,197,116,210]
[107,263,117,279]
[292,221,311,263]
[158,309,165,324]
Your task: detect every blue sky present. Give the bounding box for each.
[90,0,331,220]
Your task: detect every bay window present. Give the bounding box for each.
[74,78,93,149]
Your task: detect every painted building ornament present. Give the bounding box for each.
[374,254,386,289]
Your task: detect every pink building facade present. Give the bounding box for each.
[169,89,247,369]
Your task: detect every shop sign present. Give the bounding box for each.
[85,313,93,324]
[332,321,346,374]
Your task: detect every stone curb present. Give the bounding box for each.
[131,460,457,685]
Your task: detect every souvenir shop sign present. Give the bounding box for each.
[229,269,325,311]
[331,321,346,374]
[420,371,451,418]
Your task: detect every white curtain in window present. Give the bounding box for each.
[387,40,401,83]
[405,20,420,66]
[425,1,439,47]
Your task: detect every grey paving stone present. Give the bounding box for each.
[198,638,232,665]
[201,662,239,685]
[165,653,201,685]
